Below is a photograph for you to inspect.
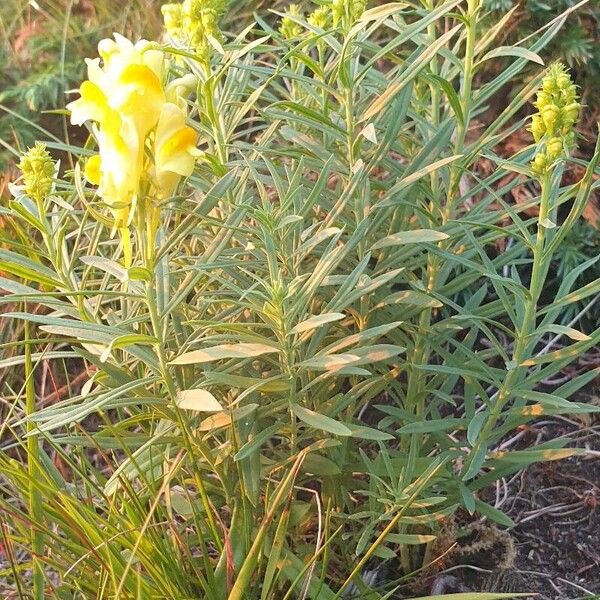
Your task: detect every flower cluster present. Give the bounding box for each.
[18,142,55,201]
[530,63,580,176]
[66,34,199,228]
[161,0,226,61]
[308,6,330,29]
[279,0,367,38]
[332,0,367,29]
[280,4,304,39]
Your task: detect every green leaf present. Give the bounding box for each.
[301,454,341,476]
[381,290,443,308]
[467,412,487,446]
[384,533,436,545]
[347,424,394,441]
[534,324,591,342]
[198,404,258,432]
[299,353,362,371]
[397,418,464,434]
[463,443,488,481]
[0,249,60,287]
[80,256,127,282]
[478,46,544,67]
[493,448,582,465]
[291,312,345,334]
[176,389,224,412]
[234,424,282,461]
[512,389,593,411]
[474,499,515,528]
[291,403,352,436]
[170,343,280,365]
[371,229,449,250]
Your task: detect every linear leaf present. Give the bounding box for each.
[291,403,352,436]
[170,343,280,365]
[177,389,224,412]
[372,229,448,250]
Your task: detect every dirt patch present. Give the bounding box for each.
[509,451,599,598]
[430,416,600,599]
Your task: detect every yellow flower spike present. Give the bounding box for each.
[178,0,226,58]
[68,32,199,252]
[529,63,580,176]
[18,142,55,201]
[280,4,304,39]
[308,6,330,29]
[162,3,184,39]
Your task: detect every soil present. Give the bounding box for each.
[433,417,600,600]
[510,454,600,599]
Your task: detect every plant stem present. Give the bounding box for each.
[144,223,223,552]
[403,0,479,474]
[464,170,552,476]
[25,316,44,600]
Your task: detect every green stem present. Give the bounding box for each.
[144,225,223,552]
[464,170,552,475]
[206,78,229,170]
[403,0,480,475]
[25,316,44,600]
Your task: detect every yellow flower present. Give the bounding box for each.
[69,35,165,138]
[154,103,200,198]
[67,34,198,228]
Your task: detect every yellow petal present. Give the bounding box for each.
[166,73,197,105]
[84,154,102,185]
[153,103,197,200]
[67,80,109,125]
[114,64,165,134]
[158,127,197,175]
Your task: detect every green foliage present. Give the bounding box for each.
[484,0,600,106]
[0,0,599,598]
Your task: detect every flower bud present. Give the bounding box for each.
[530,63,580,175]
[165,0,226,59]
[18,142,55,200]
[556,73,571,90]
[546,137,563,162]
[280,4,304,39]
[308,6,330,29]
[541,104,559,129]
[162,3,184,39]
[562,102,580,126]
[530,114,545,143]
[531,153,547,176]
[332,0,367,28]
